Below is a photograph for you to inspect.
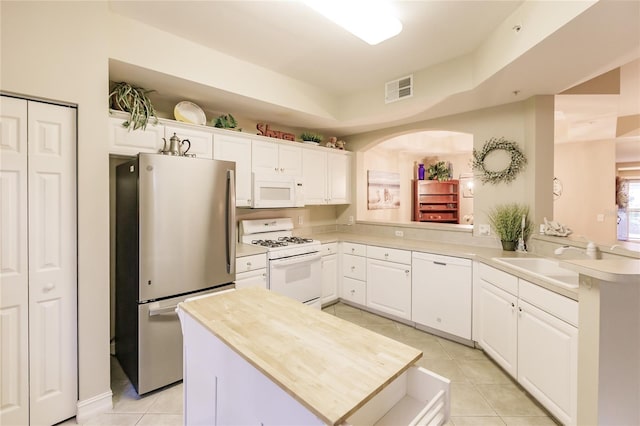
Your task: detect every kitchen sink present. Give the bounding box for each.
[491,257,579,289]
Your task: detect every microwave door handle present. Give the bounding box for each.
[227,169,236,274]
[272,252,322,267]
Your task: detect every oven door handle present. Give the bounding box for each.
[271,252,322,267]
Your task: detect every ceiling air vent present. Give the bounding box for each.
[385,74,413,104]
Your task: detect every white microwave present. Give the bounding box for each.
[251,173,304,208]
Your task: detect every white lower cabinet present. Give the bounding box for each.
[474,263,578,425]
[475,276,518,377]
[366,246,412,320]
[340,243,367,306]
[321,243,339,304]
[234,254,267,290]
[411,252,472,340]
[517,281,578,425]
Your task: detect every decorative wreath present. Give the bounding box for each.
[472,137,527,184]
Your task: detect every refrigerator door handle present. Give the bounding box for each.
[148,304,179,316]
[227,169,236,274]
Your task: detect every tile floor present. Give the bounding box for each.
[62,302,558,426]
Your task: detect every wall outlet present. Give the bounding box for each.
[395,230,404,237]
[596,214,605,222]
[479,224,491,236]
[348,215,354,225]
[298,215,303,225]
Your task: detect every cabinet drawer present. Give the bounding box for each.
[519,279,578,326]
[341,277,366,305]
[342,254,366,280]
[234,268,267,290]
[367,245,411,264]
[321,242,338,256]
[235,254,267,273]
[345,365,450,426]
[418,212,457,221]
[478,263,518,296]
[342,242,366,257]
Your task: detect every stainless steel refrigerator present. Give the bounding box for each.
[115,153,236,394]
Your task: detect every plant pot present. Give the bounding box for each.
[501,240,517,251]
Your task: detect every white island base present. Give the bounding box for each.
[177,287,450,426]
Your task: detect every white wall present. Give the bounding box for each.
[1,0,111,413]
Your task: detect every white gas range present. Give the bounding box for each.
[240,218,322,308]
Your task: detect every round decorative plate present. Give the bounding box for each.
[174,101,206,125]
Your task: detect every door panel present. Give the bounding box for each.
[518,300,577,425]
[0,96,29,426]
[477,280,517,376]
[28,101,77,426]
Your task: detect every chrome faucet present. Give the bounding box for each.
[554,242,598,259]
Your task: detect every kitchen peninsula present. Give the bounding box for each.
[177,287,450,426]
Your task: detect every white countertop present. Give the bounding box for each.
[561,259,640,284]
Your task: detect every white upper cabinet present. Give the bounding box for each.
[327,151,351,204]
[164,124,213,159]
[252,139,302,176]
[302,148,351,205]
[213,133,252,207]
[108,115,165,156]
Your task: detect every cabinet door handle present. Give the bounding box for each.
[246,261,252,267]
[511,302,515,308]
[351,266,356,271]
[433,261,447,266]
[350,289,355,295]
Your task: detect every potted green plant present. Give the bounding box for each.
[427,161,451,181]
[300,132,323,144]
[109,81,158,131]
[487,203,532,251]
[213,113,239,130]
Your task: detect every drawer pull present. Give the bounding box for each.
[351,266,356,271]
[433,261,447,266]
[246,261,252,267]
[350,289,355,295]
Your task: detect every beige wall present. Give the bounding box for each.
[360,148,473,223]
[347,97,554,247]
[554,139,617,243]
[1,0,111,406]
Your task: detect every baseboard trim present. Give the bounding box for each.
[76,390,113,423]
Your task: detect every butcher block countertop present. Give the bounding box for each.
[179,287,423,425]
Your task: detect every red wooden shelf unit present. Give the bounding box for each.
[412,179,459,223]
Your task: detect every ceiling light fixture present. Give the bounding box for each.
[303,0,403,45]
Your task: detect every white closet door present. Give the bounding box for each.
[0,96,29,426]
[27,101,77,425]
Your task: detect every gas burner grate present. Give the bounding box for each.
[251,239,288,248]
[277,236,314,244]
